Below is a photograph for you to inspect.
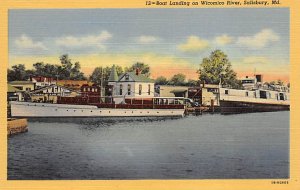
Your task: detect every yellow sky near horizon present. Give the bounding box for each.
[9,53,290,83]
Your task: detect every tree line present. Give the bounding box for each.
[7,50,288,88]
[7,54,198,86]
[8,54,86,81]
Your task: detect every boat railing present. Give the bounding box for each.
[57,96,186,109]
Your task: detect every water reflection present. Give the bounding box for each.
[9,112,289,179]
[28,116,181,125]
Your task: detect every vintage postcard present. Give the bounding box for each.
[0,0,300,189]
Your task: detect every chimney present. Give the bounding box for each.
[135,68,140,76]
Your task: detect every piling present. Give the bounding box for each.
[210,99,215,113]
[195,107,202,116]
[7,118,28,136]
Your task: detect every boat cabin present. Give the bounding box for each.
[220,88,289,103]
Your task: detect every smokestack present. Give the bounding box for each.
[135,68,140,76]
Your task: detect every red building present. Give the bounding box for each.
[80,84,101,97]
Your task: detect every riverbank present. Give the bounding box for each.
[7,118,28,136]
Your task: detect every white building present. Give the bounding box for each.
[108,65,155,104]
[30,84,77,103]
[30,76,57,89]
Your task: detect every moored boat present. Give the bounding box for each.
[219,87,290,114]
[10,97,187,118]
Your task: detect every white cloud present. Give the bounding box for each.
[137,35,159,44]
[177,36,209,53]
[15,34,47,50]
[214,34,234,45]
[237,29,280,49]
[55,31,112,49]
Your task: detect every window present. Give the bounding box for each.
[119,84,123,95]
[127,84,131,95]
[92,88,95,92]
[148,84,151,95]
[245,91,249,97]
[26,88,31,91]
[225,90,229,95]
[279,93,285,100]
[259,91,267,99]
[125,75,129,81]
[242,80,255,84]
[139,84,142,95]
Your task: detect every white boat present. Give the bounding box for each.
[10,100,185,118]
[219,87,290,114]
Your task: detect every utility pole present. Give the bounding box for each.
[100,67,103,97]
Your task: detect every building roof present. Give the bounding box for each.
[119,72,154,83]
[31,76,56,82]
[56,80,92,90]
[29,84,74,94]
[9,80,34,85]
[7,84,22,93]
[108,65,119,82]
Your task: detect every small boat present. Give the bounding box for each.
[10,97,187,118]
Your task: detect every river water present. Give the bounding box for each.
[8,111,289,179]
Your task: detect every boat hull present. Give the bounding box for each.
[220,100,290,114]
[10,101,185,118]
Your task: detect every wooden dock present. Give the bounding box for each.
[185,105,221,115]
[185,107,209,115]
[7,118,28,136]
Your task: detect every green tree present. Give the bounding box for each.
[58,54,86,80]
[89,66,123,86]
[125,62,150,77]
[33,62,58,77]
[7,64,29,81]
[70,62,86,80]
[8,55,87,82]
[155,76,168,85]
[186,79,199,87]
[198,50,240,88]
[170,73,186,86]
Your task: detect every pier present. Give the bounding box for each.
[185,106,209,115]
[7,118,28,136]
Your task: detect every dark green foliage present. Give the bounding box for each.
[155,76,168,85]
[198,50,241,88]
[125,62,150,77]
[169,73,186,86]
[7,64,31,81]
[89,66,123,86]
[8,54,87,81]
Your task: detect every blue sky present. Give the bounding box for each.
[9,8,290,81]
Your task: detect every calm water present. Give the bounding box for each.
[8,112,289,179]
